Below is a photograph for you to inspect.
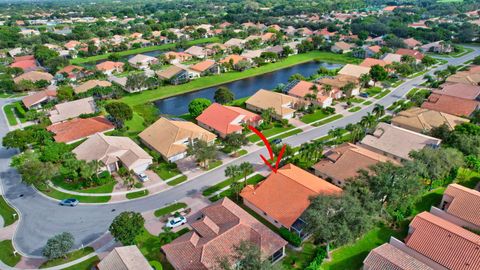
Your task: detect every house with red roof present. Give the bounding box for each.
[96,61,124,75]
[403,38,421,49]
[47,116,115,144]
[10,55,38,72]
[436,184,480,231]
[196,103,261,138]
[56,65,86,81]
[421,93,479,117]
[162,197,287,270]
[286,80,335,107]
[241,164,342,237]
[359,58,390,68]
[188,60,220,77]
[396,48,424,61]
[22,89,57,109]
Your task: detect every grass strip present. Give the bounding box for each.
[63,256,100,270]
[126,190,149,200]
[0,240,21,267]
[312,114,344,127]
[0,196,18,226]
[347,106,361,112]
[39,247,94,268]
[154,202,188,217]
[167,175,188,186]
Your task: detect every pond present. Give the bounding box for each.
[154,61,342,115]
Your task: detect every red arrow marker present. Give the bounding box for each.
[248,125,286,173]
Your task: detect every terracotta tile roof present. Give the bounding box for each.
[406,212,480,270]
[367,45,381,53]
[184,45,206,57]
[73,133,152,171]
[360,58,390,67]
[396,48,424,60]
[246,89,298,117]
[13,55,35,62]
[190,60,216,72]
[219,54,247,65]
[223,38,245,47]
[392,107,469,133]
[241,164,342,228]
[382,53,403,63]
[403,38,421,48]
[446,71,480,86]
[10,59,38,71]
[333,41,354,51]
[74,80,111,94]
[47,116,114,143]
[22,89,57,108]
[360,123,442,160]
[139,117,216,159]
[421,93,479,117]
[57,65,84,74]
[313,143,398,183]
[162,198,287,270]
[363,243,434,270]
[98,245,150,270]
[434,83,480,100]
[443,184,480,227]
[196,103,260,136]
[287,80,332,103]
[96,61,124,71]
[14,71,53,83]
[338,64,371,78]
[156,65,186,80]
[317,74,358,90]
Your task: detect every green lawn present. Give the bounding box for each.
[39,247,94,268]
[0,196,18,227]
[347,106,361,112]
[78,182,116,194]
[206,160,223,170]
[37,185,111,203]
[312,114,344,127]
[412,187,446,216]
[364,87,382,96]
[283,242,318,270]
[152,162,182,180]
[154,202,188,217]
[71,37,220,64]
[0,240,21,267]
[125,112,145,134]
[120,51,359,107]
[3,103,17,126]
[248,125,294,143]
[50,175,116,194]
[320,224,407,270]
[63,256,100,270]
[455,167,480,189]
[349,97,365,103]
[374,90,391,99]
[126,189,149,200]
[166,175,188,186]
[363,100,373,105]
[300,110,331,124]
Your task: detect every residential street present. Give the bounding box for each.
[1,46,479,257]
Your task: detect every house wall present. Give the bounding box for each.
[243,199,286,229]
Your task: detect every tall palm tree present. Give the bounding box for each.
[239,162,254,187]
[360,113,378,130]
[350,124,366,143]
[359,74,371,91]
[225,165,241,180]
[372,104,385,119]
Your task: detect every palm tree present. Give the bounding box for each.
[261,107,275,125]
[359,74,371,91]
[360,113,378,130]
[239,162,254,187]
[225,165,241,180]
[350,124,366,143]
[372,104,385,119]
[323,84,333,94]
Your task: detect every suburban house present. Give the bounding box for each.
[156,65,190,85]
[359,123,442,161]
[128,54,158,69]
[47,116,115,144]
[241,49,264,60]
[162,198,287,270]
[56,65,86,81]
[359,58,390,68]
[313,143,398,187]
[403,212,480,270]
[337,64,371,79]
[139,117,217,162]
[353,45,381,58]
[331,41,354,54]
[219,54,248,67]
[74,80,112,94]
[96,61,125,75]
[363,242,435,270]
[421,93,479,117]
[240,164,342,238]
[403,38,421,49]
[437,184,480,231]
[48,97,96,123]
[381,53,403,63]
[73,133,153,174]
[445,67,480,86]
[188,60,220,77]
[395,48,424,60]
[97,246,151,270]
[164,51,193,64]
[391,107,469,133]
[433,83,480,100]
[246,89,300,120]
[184,45,207,58]
[420,41,452,53]
[196,103,262,138]
[223,38,245,48]
[14,71,53,84]
[316,74,360,96]
[22,89,57,109]
[10,55,38,72]
[286,80,334,107]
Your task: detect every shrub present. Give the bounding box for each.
[279,227,302,247]
[305,246,327,270]
[134,182,143,188]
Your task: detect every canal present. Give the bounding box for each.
[154,61,342,115]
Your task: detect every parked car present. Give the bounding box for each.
[270,138,282,145]
[137,172,149,182]
[165,216,187,228]
[59,198,79,207]
[359,93,369,98]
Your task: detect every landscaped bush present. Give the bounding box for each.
[305,246,327,270]
[134,182,143,188]
[279,227,302,247]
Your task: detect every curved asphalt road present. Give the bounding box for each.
[1,47,479,257]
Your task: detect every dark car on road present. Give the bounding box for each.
[270,138,282,145]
